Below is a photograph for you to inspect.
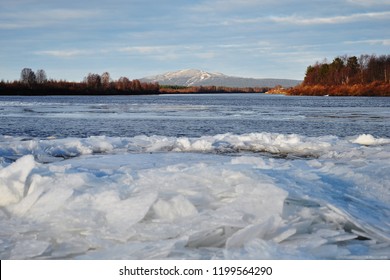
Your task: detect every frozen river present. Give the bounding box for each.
[0,94,389,259]
[0,94,389,138]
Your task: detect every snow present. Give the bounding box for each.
[352,134,390,145]
[0,133,388,162]
[144,69,226,86]
[0,133,389,259]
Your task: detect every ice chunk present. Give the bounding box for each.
[10,239,50,259]
[224,238,298,260]
[231,156,273,169]
[152,195,198,221]
[0,155,35,207]
[187,226,232,248]
[352,134,390,146]
[44,139,93,158]
[76,237,187,260]
[7,174,47,216]
[226,217,281,248]
[310,244,350,259]
[93,191,157,231]
[27,187,74,220]
[272,227,297,243]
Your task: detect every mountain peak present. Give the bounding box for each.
[141,70,301,88]
[144,69,226,86]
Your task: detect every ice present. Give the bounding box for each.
[77,238,188,260]
[0,155,36,207]
[224,238,301,260]
[226,217,282,248]
[1,133,390,259]
[93,191,157,236]
[1,133,389,162]
[352,134,390,145]
[10,239,51,259]
[152,195,198,221]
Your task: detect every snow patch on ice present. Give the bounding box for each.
[2,133,389,163]
[352,134,390,146]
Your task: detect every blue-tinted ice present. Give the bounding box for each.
[0,95,389,259]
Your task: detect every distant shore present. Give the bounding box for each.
[2,80,389,97]
[2,86,390,96]
[284,54,390,96]
[0,82,270,96]
[285,82,390,96]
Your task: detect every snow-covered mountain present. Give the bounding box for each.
[141,69,301,88]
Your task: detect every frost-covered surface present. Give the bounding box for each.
[1,133,389,259]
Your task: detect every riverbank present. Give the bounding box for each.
[286,82,390,96]
[0,82,269,96]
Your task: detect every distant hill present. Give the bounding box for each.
[141,69,301,88]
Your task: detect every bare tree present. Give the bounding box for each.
[35,69,47,84]
[20,68,36,85]
[358,54,370,83]
[85,73,101,89]
[132,79,142,92]
[116,77,130,91]
[101,72,111,89]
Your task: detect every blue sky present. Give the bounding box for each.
[1,0,389,81]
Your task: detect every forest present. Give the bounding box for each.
[287,54,390,96]
[0,68,267,95]
[159,85,267,94]
[0,69,160,95]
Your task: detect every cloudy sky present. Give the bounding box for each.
[1,0,389,81]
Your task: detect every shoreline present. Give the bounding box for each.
[1,84,389,96]
[286,82,390,97]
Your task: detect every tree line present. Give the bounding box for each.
[159,85,267,94]
[303,54,390,85]
[287,54,390,96]
[1,68,268,95]
[0,68,160,95]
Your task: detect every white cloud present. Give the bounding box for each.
[119,46,170,55]
[224,11,390,26]
[195,52,216,59]
[344,39,390,45]
[119,45,203,61]
[347,0,390,6]
[269,11,390,25]
[0,9,100,29]
[189,0,272,13]
[35,50,91,58]
[216,41,274,54]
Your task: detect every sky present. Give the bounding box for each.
[1,0,389,81]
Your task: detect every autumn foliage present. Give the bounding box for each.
[1,69,160,95]
[287,54,390,96]
[159,85,267,94]
[1,68,268,95]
